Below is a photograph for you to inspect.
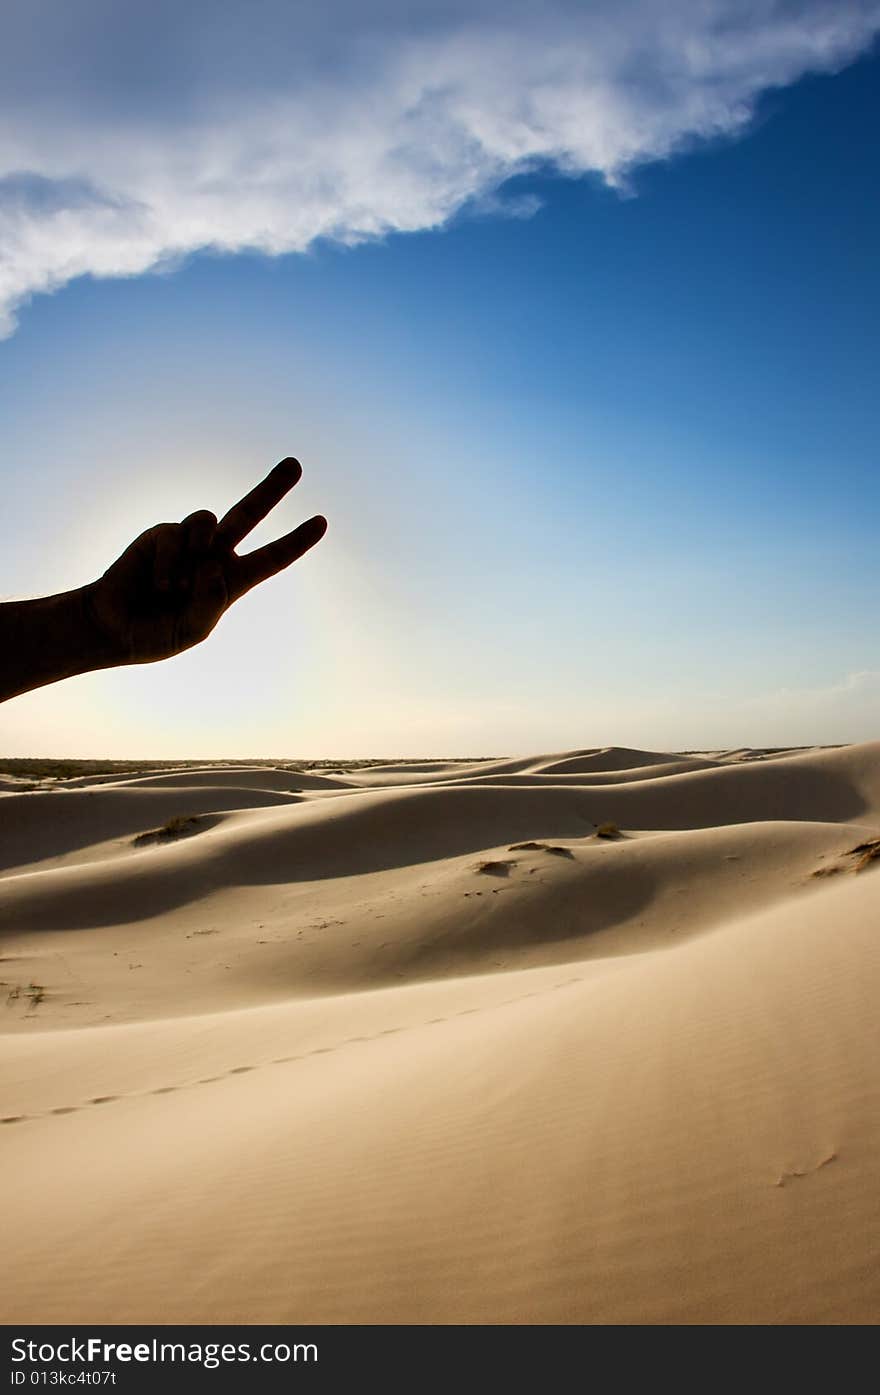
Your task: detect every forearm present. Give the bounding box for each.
[0,584,124,702]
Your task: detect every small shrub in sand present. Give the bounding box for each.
[810,837,880,880]
[849,838,880,873]
[133,814,203,846]
[595,822,622,839]
[508,841,574,858]
[475,860,514,877]
[4,982,45,1010]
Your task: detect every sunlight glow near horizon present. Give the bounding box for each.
[1,7,879,757]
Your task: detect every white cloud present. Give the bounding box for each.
[1,1,878,335]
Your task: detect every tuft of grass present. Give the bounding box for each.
[508,841,575,859]
[810,836,880,881]
[595,822,622,839]
[475,859,514,877]
[850,838,880,873]
[4,982,45,1010]
[133,814,203,846]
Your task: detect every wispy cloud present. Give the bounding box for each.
[736,669,880,743]
[1,0,878,335]
[617,669,880,748]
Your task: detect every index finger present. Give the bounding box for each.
[216,457,303,548]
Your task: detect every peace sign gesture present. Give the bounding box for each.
[87,458,327,664]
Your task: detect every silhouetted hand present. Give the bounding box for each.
[0,457,326,703]
[87,458,327,664]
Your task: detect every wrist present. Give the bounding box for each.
[78,581,130,668]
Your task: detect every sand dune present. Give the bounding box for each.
[107,765,353,793]
[2,742,879,1323]
[0,784,305,876]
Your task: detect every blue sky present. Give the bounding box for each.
[1,3,878,756]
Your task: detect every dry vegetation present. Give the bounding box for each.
[4,982,45,1011]
[0,756,487,782]
[850,837,880,872]
[812,836,880,879]
[508,841,574,857]
[133,815,204,846]
[475,859,514,876]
